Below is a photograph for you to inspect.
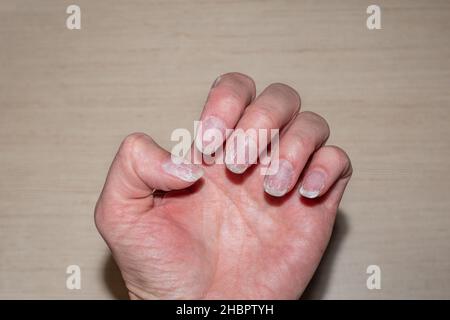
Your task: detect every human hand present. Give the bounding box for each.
[95,73,352,299]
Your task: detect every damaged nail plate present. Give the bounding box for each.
[264,159,294,197]
[162,157,204,182]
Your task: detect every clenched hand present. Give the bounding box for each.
[95,73,352,299]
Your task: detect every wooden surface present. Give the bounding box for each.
[1,0,449,299]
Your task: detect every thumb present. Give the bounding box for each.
[96,132,203,215]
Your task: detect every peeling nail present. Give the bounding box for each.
[197,116,226,155]
[162,157,204,182]
[264,160,294,197]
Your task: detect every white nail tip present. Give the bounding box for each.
[299,186,320,199]
[162,161,204,182]
[264,184,287,197]
[226,163,247,174]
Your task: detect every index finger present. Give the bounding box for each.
[196,72,256,154]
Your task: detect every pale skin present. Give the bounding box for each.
[95,73,352,299]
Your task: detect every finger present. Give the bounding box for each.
[99,133,204,206]
[298,145,352,201]
[195,72,256,155]
[225,83,301,173]
[263,111,330,197]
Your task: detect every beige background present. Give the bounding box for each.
[1,0,449,299]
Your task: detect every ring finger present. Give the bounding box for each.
[263,111,330,197]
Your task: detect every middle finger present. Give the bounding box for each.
[224,83,301,174]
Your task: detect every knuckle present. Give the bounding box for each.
[209,73,255,107]
[120,132,151,157]
[267,83,301,106]
[326,145,353,176]
[250,105,279,127]
[300,111,330,137]
[210,86,245,110]
[329,145,349,159]
[220,72,255,89]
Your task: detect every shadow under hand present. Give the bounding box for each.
[102,254,129,300]
[301,210,349,299]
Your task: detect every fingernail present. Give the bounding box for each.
[225,134,257,174]
[264,160,294,197]
[162,157,204,182]
[299,170,326,198]
[197,116,226,155]
[226,162,248,174]
[225,145,248,173]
